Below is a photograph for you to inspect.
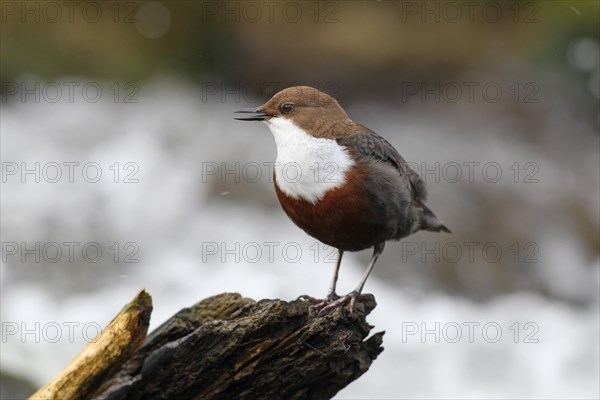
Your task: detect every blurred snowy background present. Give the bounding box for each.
[1,1,599,399]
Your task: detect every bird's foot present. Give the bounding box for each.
[298,293,340,307]
[297,294,321,304]
[313,290,369,316]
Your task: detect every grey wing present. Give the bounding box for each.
[337,131,427,202]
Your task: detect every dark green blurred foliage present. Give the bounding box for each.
[1,0,598,90]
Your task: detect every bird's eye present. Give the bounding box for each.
[281,103,293,113]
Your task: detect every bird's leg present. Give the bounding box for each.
[317,242,385,315]
[326,249,343,300]
[348,242,385,310]
[298,249,343,305]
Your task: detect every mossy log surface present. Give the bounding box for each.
[32,292,384,400]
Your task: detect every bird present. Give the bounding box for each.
[235,86,450,314]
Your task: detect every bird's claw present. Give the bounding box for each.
[315,291,358,316]
[297,294,325,304]
[311,291,371,316]
[298,293,340,310]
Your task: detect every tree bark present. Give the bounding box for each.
[32,292,384,400]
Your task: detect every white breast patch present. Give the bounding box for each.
[265,117,354,204]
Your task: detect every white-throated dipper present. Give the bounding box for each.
[235,86,450,314]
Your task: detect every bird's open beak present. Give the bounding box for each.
[234,107,269,121]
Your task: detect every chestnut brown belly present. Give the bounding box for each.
[274,169,390,251]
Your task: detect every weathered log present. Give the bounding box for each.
[32,292,384,400]
[30,290,152,400]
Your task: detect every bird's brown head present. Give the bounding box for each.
[235,86,355,139]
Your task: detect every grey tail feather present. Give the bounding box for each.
[439,224,452,234]
[420,203,452,234]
